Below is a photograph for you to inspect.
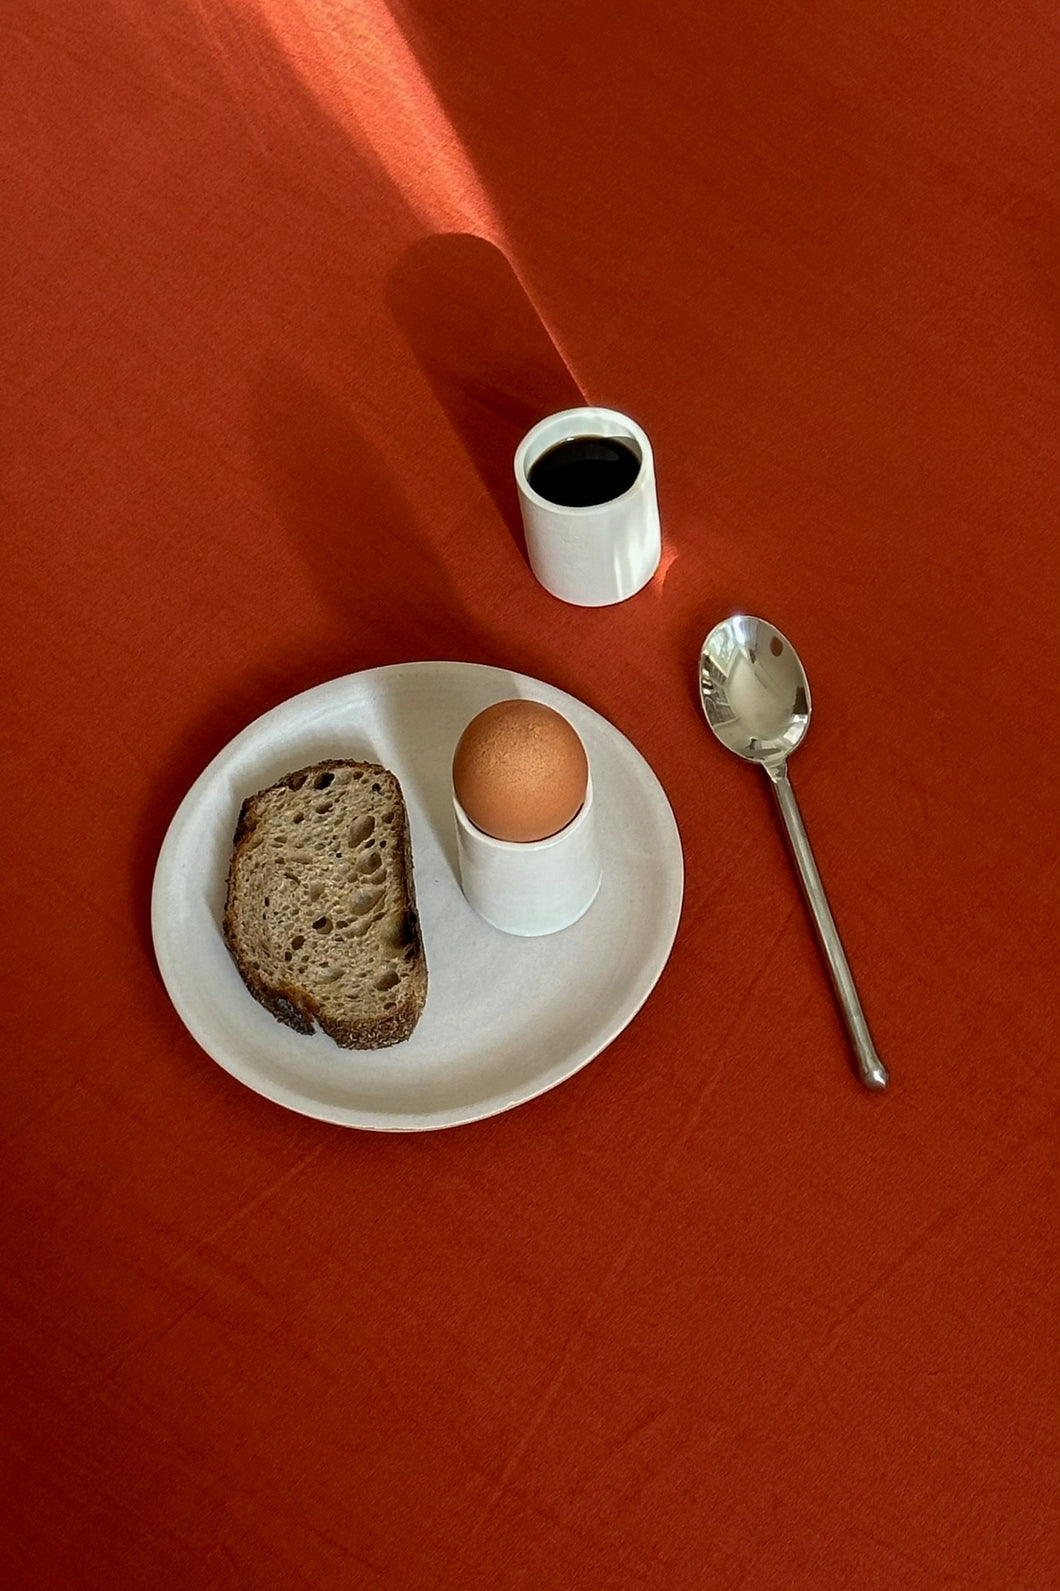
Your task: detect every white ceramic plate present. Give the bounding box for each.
[152,662,683,1131]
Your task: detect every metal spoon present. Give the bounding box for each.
[699,614,889,1090]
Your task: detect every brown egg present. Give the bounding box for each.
[452,700,589,843]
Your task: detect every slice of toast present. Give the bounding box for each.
[222,760,428,1049]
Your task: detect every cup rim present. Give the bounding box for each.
[514,407,653,513]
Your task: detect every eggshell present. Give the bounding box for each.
[452,700,589,843]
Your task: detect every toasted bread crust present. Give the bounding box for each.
[222,759,427,1049]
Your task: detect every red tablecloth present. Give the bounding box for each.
[4,1,1059,1585]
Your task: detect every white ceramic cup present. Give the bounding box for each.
[453,775,602,936]
[514,407,662,607]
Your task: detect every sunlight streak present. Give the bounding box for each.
[251,0,505,239]
[652,543,680,593]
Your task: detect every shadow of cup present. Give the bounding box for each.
[386,233,585,556]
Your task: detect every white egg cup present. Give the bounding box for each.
[453,775,602,937]
[514,406,662,607]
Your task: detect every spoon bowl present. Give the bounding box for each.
[699,615,889,1091]
[700,615,810,767]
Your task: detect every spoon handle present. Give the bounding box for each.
[766,765,889,1090]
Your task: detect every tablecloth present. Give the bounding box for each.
[3,1,1059,1585]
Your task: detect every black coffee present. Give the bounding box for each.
[527,435,641,507]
